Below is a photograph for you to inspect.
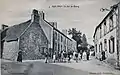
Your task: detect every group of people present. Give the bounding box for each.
[44,49,91,63]
[73,49,90,62]
[45,51,73,63]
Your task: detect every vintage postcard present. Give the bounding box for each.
[0,0,120,75]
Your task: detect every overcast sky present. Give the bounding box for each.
[0,0,119,44]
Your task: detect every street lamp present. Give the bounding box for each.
[100,8,110,12]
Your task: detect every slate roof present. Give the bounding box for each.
[93,3,119,38]
[1,28,9,41]
[3,20,31,41]
[45,20,72,41]
[2,19,52,43]
[40,19,53,43]
[2,9,72,43]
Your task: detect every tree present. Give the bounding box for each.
[68,28,82,43]
[81,34,88,47]
[68,28,82,52]
[79,34,88,52]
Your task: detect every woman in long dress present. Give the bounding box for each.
[17,51,22,62]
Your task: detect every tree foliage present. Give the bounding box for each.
[68,28,88,52]
[81,34,88,47]
[68,28,82,44]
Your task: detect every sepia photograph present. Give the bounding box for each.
[0,0,120,75]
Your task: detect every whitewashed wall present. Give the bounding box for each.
[2,41,19,61]
[94,8,118,63]
[95,29,117,59]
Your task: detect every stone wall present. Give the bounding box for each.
[2,41,19,61]
[19,22,48,60]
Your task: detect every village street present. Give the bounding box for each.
[23,56,119,75]
[2,55,119,75]
[23,52,120,75]
[52,57,120,75]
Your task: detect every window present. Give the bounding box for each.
[109,15,113,30]
[100,42,103,52]
[100,26,102,38]
[104,39,107,51]
[64,45,66,51]
[54,42,57,51]
[61,36,63,42]
[58,44,60,51]
[99,42,102,52]
[99,44,100,52]
[109,36,115,54]
[55,32,57,40]
[64,38,66,45]
[58,34,60,42]
[61,45,62,51]
[104,21,107,35]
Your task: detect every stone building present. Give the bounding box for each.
[2,9,53,60]
[1,9,77,61]
[52,25,76,55]
[93,3,120,66]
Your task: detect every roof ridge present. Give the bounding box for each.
[12,20,31,27]
[18,20,32,38]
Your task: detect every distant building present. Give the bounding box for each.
[1,9,77,61]
[52,26,76,55]
[93,3,120,66]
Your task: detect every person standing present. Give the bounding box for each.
[17,51,22,62]
[63,51,67,62]
[80,50,83,59]
[68,51,71,63]
[61,51,64,62]
[101,51,106,61]
[86,49,90,60]
[53,53,56,63]
[45,52,48,63]
[73,51,76,60]
[75,52,78,63]
[58,52,61,62]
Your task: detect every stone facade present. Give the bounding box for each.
[19,22,48,60]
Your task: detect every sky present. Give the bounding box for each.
[0,0,119,45]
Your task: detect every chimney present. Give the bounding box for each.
[2,24,8,30]
[62,29,67,35]
[49,22,57,28]
[39,11,45,19]
[31,9,40,23]
[54,22,57,28]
